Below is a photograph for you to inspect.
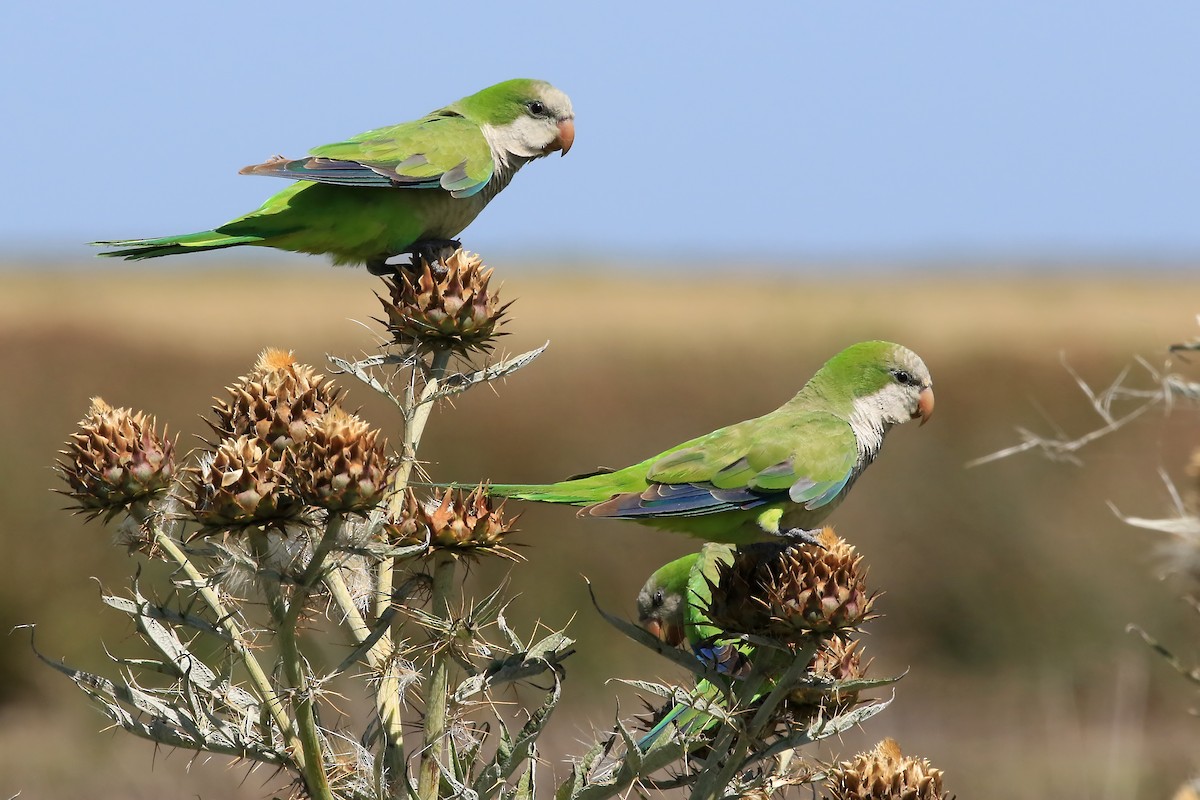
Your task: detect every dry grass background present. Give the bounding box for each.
[1,260,1198,798]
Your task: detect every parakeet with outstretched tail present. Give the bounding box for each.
[95,79,575,273]
[486,341,934,544]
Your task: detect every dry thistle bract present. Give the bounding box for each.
[389,486,519,557]
[294,407,392,513]
[210,348,343,452]
[378,249,510,353]
[191,435,302,530]
[786,637,869,716]
[709,528,877,639]
[57,397,176,520]
[822,738,952,800]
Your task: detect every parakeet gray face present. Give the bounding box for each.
[636,577,685,647]
[483,84,575,160]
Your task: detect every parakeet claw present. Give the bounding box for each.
[366,258,398,276]
[407,239,463,272]
[780,528,827,549]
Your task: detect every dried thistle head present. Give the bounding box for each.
[388,486,519,558]
[709,529,877,640]
[57,397,176,521]
[191,435,302,531]
[209,348,343,452]
[821,738,952,800]
[294,408,393,514]
[378,249,510,353]
[785,638,869,716]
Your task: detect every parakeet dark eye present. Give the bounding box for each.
[892,369,915,386]
[527,101,546,116]
[653,590,664,608]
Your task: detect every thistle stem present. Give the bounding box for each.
[416,550,457,800]
[375,346,453,788]
[131,504,301,768]
[253,533,334,800]
[283,513,345,633]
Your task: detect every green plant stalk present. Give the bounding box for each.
[416,550,457,800]
[131,504,302,768]
[253,534,334,800]
[375,346,453,786]
[381,346,454,605]
[322,564,409,785]
[688,647,815,800]
[324,567,373,645]
[283,513,345,632]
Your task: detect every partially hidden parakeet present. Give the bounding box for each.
[486,341,934,544]
[95,79,575,272]
[636,544,744,750]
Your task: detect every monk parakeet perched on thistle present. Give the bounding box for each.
[637,545,741,671]
[486,341,934,545]
[94,79,575,273]
[636,544,744,749]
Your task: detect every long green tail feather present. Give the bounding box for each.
[427,478,622,506]
[479,482,606,506]
[93,230,264,260]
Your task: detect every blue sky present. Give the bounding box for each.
[2,1,1197,264]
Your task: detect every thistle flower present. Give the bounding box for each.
[209,348,343,452]
[709,529,877,640]
[191,435,302,530]
[821,738,952,800]
[388,486,519,558]
[294,408,392,513]
[57,397,176,521]
[377,249,510,353]
[786,638,869,715]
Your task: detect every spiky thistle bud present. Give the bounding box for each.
[57,398,176,521]
[709,529,877,640]
[209,348,343,452]
[293,408,392,513]
[377,249,510,353]
[191,435,302,530]
[786,638,869,716]
[821,738,952,800]
[388,486,519,558]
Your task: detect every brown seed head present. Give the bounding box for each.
[209,348,343,452]
[388,485,519,558]
[57,397,176,520]
[191,435,302,530]
[377,249,510,353]
[786,638,869,715]
[822,738,952,800]
[709,529,877,640]
[294,407,392,513]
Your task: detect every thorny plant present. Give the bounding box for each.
[972,321,1200,797]
[41,249,947,800]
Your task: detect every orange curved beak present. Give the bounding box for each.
[641,617,685,647]
[916,386,935,425]
[556,118,575,156]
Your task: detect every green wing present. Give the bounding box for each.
[239,110,495,198]
[684,544,733,648]
[588,411,858,519]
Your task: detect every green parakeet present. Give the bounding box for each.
[94,79,575,272]
[487,341,934,544]
[636,544,744,750]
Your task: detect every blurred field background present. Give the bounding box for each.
[1,261,1197,798]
